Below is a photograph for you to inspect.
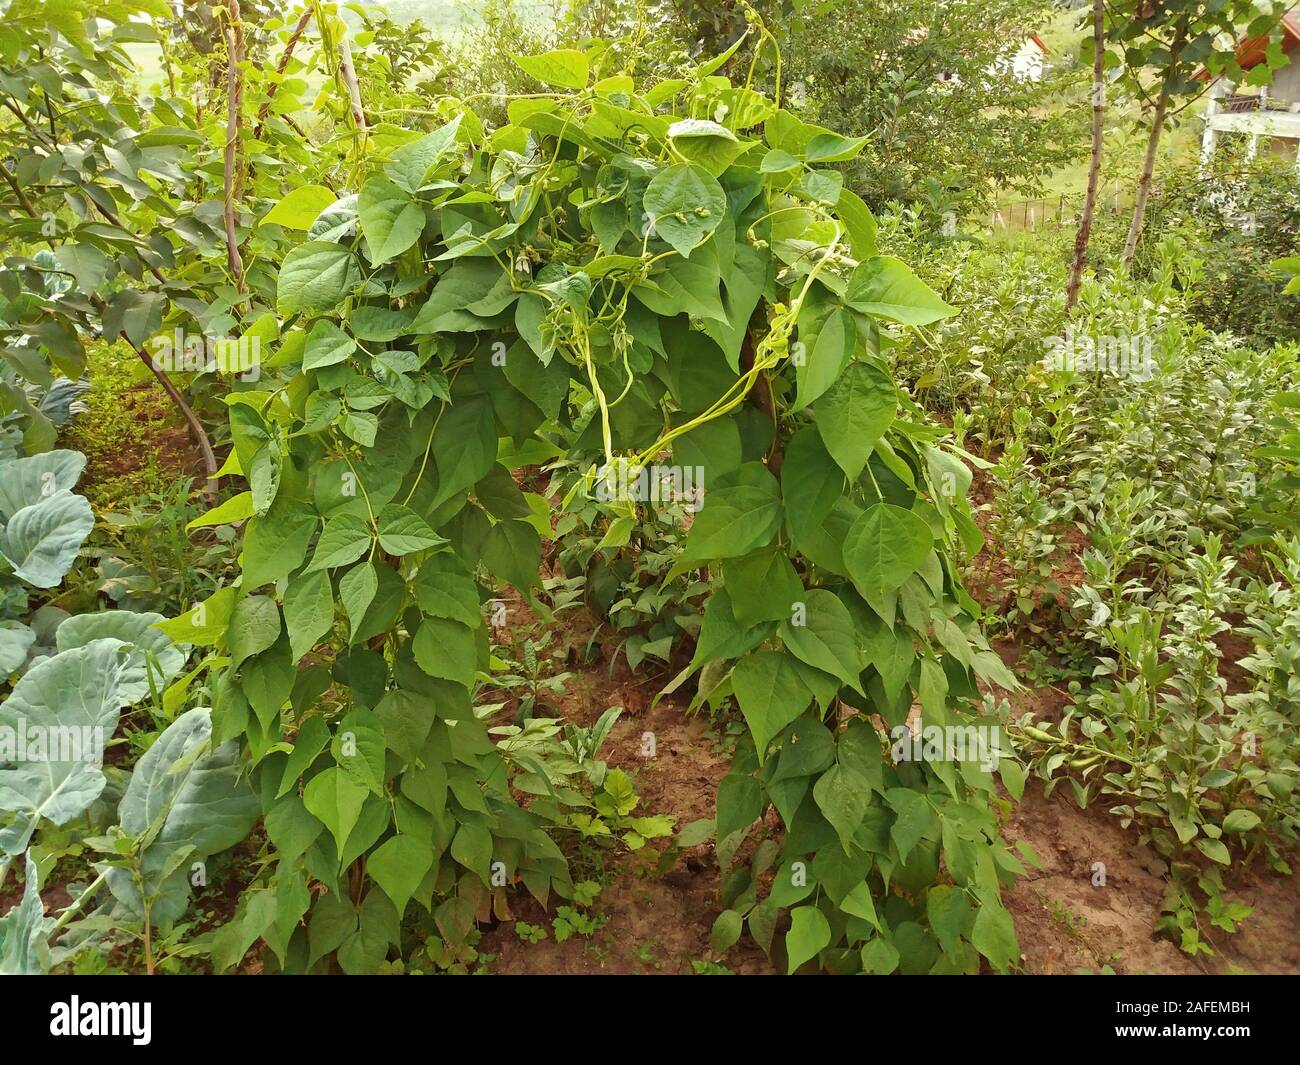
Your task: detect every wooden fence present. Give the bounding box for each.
[989,181,1133,231]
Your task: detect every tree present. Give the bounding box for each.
[0,0,228,491]
[776,0,1087,211]
[1066,0,1107,312]
[1111,0,1287,268]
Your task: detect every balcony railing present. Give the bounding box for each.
[1221,93,1300,114]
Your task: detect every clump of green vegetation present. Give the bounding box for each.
[513,920,549,944]
[6,0,1297,983]
[61,341,202,512]
[890,211,1300,957]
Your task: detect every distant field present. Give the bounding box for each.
[118,0,556,93]
[121,0,1206,216]
[120,42,165,92]
[358,0,548,28]
[352,0,557,33]
[996,4,1210,212]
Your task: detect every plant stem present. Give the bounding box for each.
[254,7,314,139]
[1065,0,1104,312]
[49,871,108,935]
[223,0,247,292]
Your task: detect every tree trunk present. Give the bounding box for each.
[222,1,246,292]
[1120,86,1169,269]
[1121,17,1188,269]
[1065,0,1105,312]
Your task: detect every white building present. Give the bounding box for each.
[1199,11,1300,171]
[1007,33,1050,82]
[934,31,1050,85]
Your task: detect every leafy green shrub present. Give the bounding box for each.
[169,18,1029,975]
[776,0,1086,211]
[1243,384,1300,545]
[940,232,1300,953]
[0,450,96,686]
[1126,152,1300,348]
[446,0,691,126]
[0,702,257,974]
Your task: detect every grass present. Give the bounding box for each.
[993,6,1210,212]
[357,0,554,31]
[120,43,166,92]
[60,342,202,512]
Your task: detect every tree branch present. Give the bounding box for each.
[253,7,314,140]
[1066,0,1106,313]
[136,344,221,503]
[88,294,220,502]
[2,158,218,503]
[222,0,247,292]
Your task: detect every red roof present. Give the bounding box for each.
[1195,9,1300,79]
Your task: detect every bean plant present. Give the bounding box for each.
[138,10,1030,974]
